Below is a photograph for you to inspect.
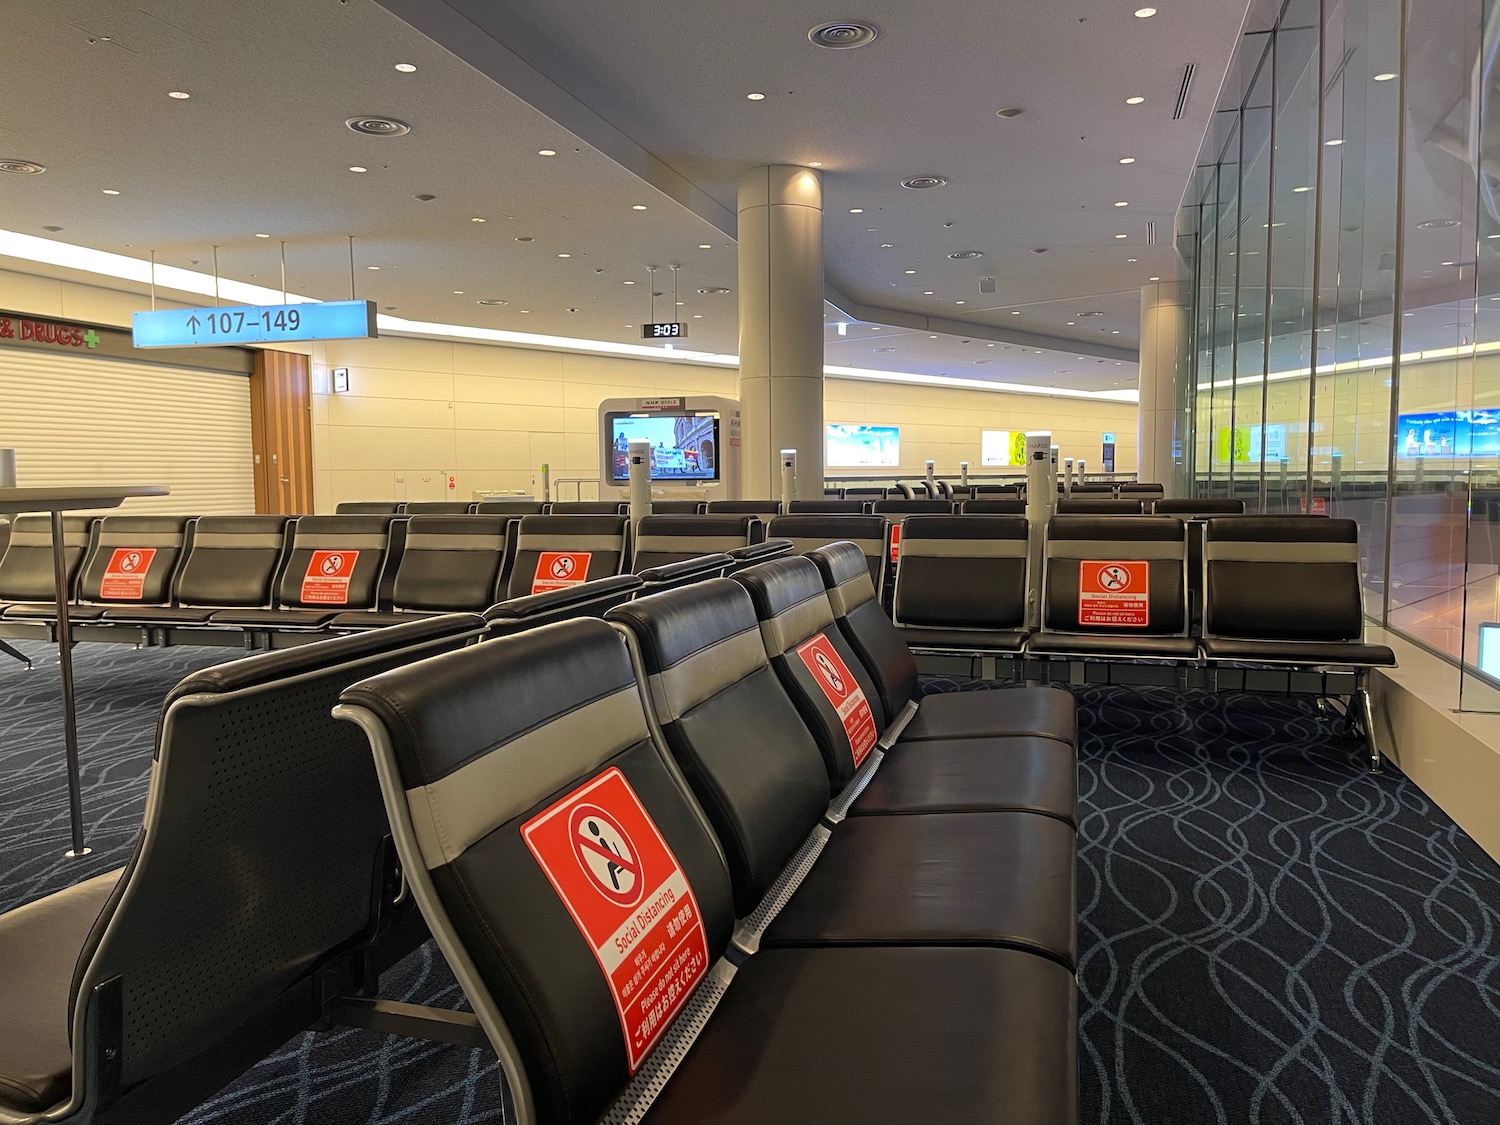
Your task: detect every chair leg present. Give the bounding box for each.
[1354,676,1381,773]
[0,639,32,670]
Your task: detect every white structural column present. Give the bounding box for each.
[1138,281,1189,494]
[737,166,825,500]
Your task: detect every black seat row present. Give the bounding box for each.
[337,499,787,517]
[334,545,1082,1124]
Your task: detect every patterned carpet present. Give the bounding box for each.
[2,640,1498,1124]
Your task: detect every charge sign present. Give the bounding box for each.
[532,551,591,594]
[301,549,359,604]
[99,547,157,600]
[521,768,708,1072]
[1078,560,1149,627]
[795,632,878,766]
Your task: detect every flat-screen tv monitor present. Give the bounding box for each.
[827,423,900,467]
[607,411,721,483]
[1478,623,1500,680]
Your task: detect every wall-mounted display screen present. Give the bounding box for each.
[1396,410,1500,459]
[981,430,1027,466]
[826,423,900,467]
[607,411,720,482]
[1214,423,1289,463]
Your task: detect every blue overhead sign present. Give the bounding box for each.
[132,299,377,348]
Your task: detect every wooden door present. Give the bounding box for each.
[249,350,315,514]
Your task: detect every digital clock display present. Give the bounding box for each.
[641,322,686,339]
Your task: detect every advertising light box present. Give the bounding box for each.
[981,430,1027,466]
[1397,410,1500,459]
[826,424,900,467]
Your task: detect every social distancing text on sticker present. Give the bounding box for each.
[795,632,878,766]
[889,524,901,563]
[521,767,708,1072]
[99,548,157,600]
[532,551,592,595]
[1078,560,1149,627]
[301,549,360,604]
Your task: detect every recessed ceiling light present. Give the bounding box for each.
[1112,329,1121,333]
[808,161,824,168]
[538,149,557,157]
[520,309,530,313]
[1114,201,1129,207]
[515,236,534,242]
[453,290,464,294]
[1010,310,1021,315]
[557,253,571,258]
[366,265,381,270]
[1149,276,1160,281]
[923,290,934,295]
[255,232,270,238]
[1325,138,1345,146]
[1066,321,1076,325]
[623,280,636,285]
[102,188,120,195]
[746,92,766,100]
[849,208,865,213]
[875,347,895,352]
[1134,7,1156,16]
[987,342,997,346]
[1126,96,1144,105]
[1293,185,1313,192]
[871,326,881,330]
[1115,233,1128,239]
[168,90,191,100]
[880,243,893,248]
[470,216,486,223]
[631,204,647,210]
[929,334,939,339]
[904,269,916,274]
[1489,234,1500,239]
[1442,261,1458,266]
[394,63,417,72]
[1119,157,1136,164]
[698,243,713,249]
[1127,257,1139,262]
[349,166,368,173]
[956,300,966,304]
[995,107,1023,118]
[693,314,704,318]
[1373,72,1398,81]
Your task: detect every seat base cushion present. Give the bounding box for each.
[762,811,1076,968]
[904,685,1077,747]
[896,625,1028,653]
[1201,638,1396,666]
[0,869,123,1114]
[857,737,1077,825]
[1028,633,1200,659]
[208,608,341,628]
[641,945,1078,1125]
[3,604,107,622]
[102,605,226,624]
[327,610,440,630]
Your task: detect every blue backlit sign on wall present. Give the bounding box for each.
[1396,410,1500,459]
[132,300,377,348]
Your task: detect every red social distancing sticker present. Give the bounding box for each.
[1078,560,1150,627]
[795,632,878,766]
[522,768,709,1072]
[301,549,360,604]
[532,551,591,594]
[99,547,157,600]
[889,524,901,563]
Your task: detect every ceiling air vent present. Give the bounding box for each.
[948,250,983,259]
[345,116,411,137]
[0,159,46,175]
[808,22,879,48]
[1173,64,1195,120]
[901,176,948,190]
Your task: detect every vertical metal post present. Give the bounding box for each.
[51,510,89,858]
[212,245,221,306]
[959,461,970,488]
[280,240,288,304]
[1305,0,1330,507]
[1380,0,1411,625]
[780,450,797,510]
[627,441,653,531]
[149,250,157,311]
[348,236,357,301]
[1024,432,1055,630]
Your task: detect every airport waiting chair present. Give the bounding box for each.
[706,499,784,523]
[630,514,760,572]
[0,614,486,1125]
[547,501,630,516]
[1118,483,1166,497]
[336,618,1078,1125]
[504,514,630,599]
[891,515,1031,654]
[483,573,643,638]
[1029,515,1196,660]
[959,498,1026,514]
[1152,498,1246,516]
[646,500,707,515]
[805,540,1075,746]
[1067,484,1117,496]
[401,501,472,515]
[724,538,797,572]
[475,500,549,516]
[1200,516,1396,769]
[870,500,955,563]
[1055,498,1146,515]
[788,499,869,514]
[101,516,291,636]
[210,515,396,633]
[0,515,96,634]
[766,514,890,591]
[635,553,737,593]
[328,515,514,628]
[5,516,188,626]
[334,502,402,515]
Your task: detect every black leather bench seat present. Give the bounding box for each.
[640,945,1078,1125]
[1200,638,1397,666]
[760,810,1077,968]
[902,685,1078,746]
[856,736,1078,825]
[101,605,227,624]
[3,603,107,621]
[0,869,121,1114]
[1028,633,1200,659]
[896,624,1029,652]
[326,609,442,630]
[208,607,343,628]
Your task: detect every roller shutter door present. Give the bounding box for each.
[0,349,254,514]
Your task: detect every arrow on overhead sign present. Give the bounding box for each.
[186,315,201,332]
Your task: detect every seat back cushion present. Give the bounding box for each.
[806,541,920,720]
[274,515,391,610]
[767,514,888,589]
[1204,516,1365,640]
[893,514,1028,630]
[341,620,734,1125]
[174,516,290,608]
[1044,515,1187,635]
[607,581,830,916]
[77,516,189,605]
[392,515,509,612]
[508,515,628,599]
[0,515,93,602]
[631,514,758,572]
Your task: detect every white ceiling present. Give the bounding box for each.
[0,0,1253,393]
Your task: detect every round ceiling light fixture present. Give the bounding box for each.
[1079,310,1106,317]
[167,90,191,100]
[901,175,948,190]
[0,159,46,175]
[995,107,1023,118]
[345,116,411,137]
[808,22,879,48]
[698,287,732,295]
[394,63,417,73]
[476,298,507,306]
[948,250,983,259]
